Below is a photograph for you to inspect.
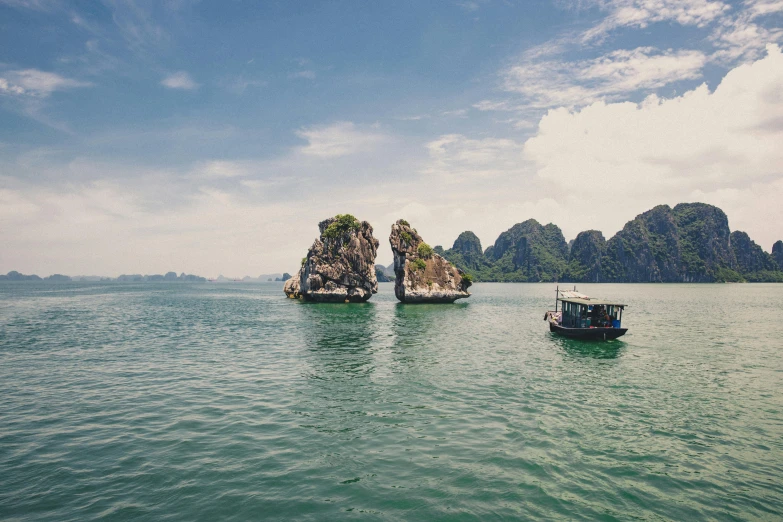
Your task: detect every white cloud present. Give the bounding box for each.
[295,121,386,158]
[711,19,783,62]
[190,160,248,179]
[746,0,783,17]
[441,109,468,117]
[0,69,90,97]
[458,1,480,12]
[395,114,430,121]
[522,44,783,246]
[224,76,267,94]
[289,70,316,80]
[0,0,56,11]
[710,1,783,63]
[161,71,198,90]
[500,47,707,108]
[105,0,168,51]
[582,0,730,42]
[423,134,528,180]
[473,100,524,112]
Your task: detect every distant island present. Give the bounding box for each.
[0,271,295,283]
[0,271,207,283]
[438,203,783,283]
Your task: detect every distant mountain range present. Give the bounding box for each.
[4,203,780,285]
[215,274,286,282]
[438,203,783,283]
[375,264,395,282]
[0,271,208,282]
[0,271,295,283]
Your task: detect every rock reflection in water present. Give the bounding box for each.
[389,302,471,375]
[297,302,379,380]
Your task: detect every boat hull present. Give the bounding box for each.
[549,322,627,340]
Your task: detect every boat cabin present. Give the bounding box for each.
[558,297,625,329]
[545,287,628,340]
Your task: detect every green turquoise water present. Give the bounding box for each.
[1,282,782,520]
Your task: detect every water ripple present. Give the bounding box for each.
[1,282,783,520]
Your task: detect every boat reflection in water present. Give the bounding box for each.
[551,335,627,359]
[544,286,628,341]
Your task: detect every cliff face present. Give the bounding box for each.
[773,241,783,269]
[602,203,739,282]
[443,231,489,273]
[672,203,737,282]
[563,230,606,282]
[602,218,664,282]
[439,202,783,283]
[284,214,379,302]
[731,231,778,275]
[486,219,568,282]
[600,205,684,282]
[390,220,471,303]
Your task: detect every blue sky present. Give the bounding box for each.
[1,0,782,276]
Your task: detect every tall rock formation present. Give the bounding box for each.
[601,205,681,282]
[672,203,736,282]
[485,219,568,282]
[284,214,379,302]
[564,230,606,282]
[731,231,778,274]
[390,220,471,303]
[600,203,739,282]
[773,240,783,270]
[444,231,489,272]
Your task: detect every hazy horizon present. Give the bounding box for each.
[2,1,782,276]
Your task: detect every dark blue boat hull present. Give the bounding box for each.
[549,322,627,340]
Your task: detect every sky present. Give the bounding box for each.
[1,0,782,277]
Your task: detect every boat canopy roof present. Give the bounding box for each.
[558,297,626,307]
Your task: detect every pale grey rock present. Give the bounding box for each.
[284,215,379,302]
[389,220,471,303]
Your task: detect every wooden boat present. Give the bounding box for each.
[544,286,627,340]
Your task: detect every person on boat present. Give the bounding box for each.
[591,305,604,326]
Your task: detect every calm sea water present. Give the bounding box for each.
[1,282,782,521]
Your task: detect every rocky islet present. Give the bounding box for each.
[389,220,471,303]
[284,214,379,302]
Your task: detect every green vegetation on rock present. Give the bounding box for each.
[417,242,434,259]
[411,258,427,271]
[322,214,361,239]
[438,203,783,283]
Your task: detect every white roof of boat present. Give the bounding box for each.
[558,296,626,306]
[559,290,590,299]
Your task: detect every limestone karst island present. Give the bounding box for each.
[284,214,472,303]
[282,203,783,304]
